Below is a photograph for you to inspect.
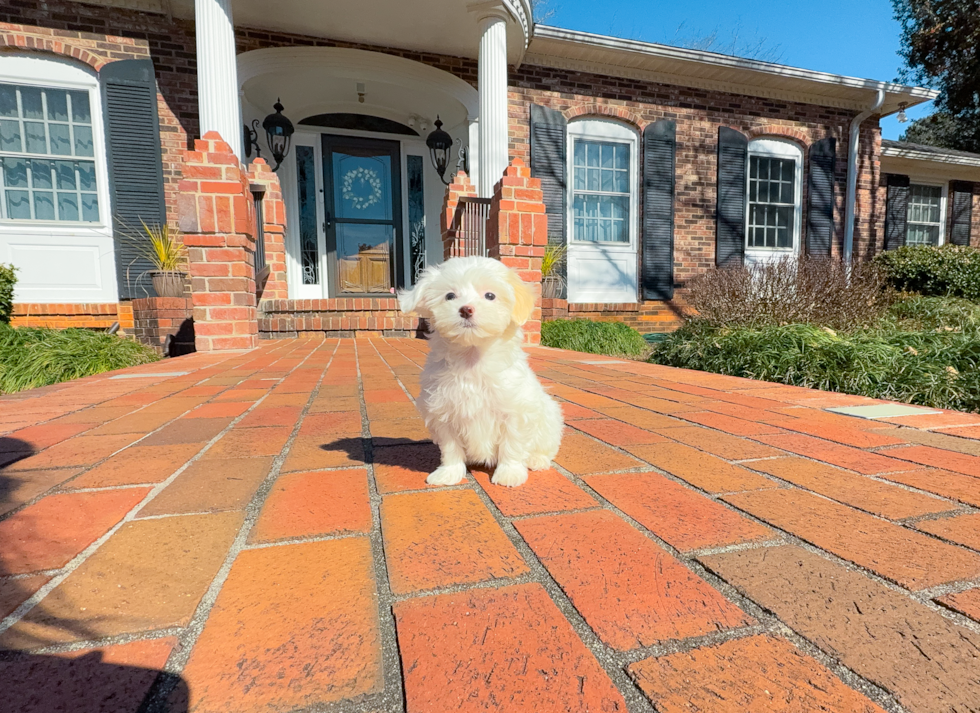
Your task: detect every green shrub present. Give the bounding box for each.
[541,319,649,358]
[0,263,16,324]
[0,324,160,394]
[650,300,980,412]
[874,244,980,299]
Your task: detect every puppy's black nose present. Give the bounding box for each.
[459,305,474,319]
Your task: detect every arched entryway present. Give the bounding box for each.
[238,47,479,299]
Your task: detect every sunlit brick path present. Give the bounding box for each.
[2,338,980,713]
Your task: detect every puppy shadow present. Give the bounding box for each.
[320,436,437,461]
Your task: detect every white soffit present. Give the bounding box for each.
[526,25,938,113]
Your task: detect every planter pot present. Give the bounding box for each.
[150,271,185,298]
[541,275,565,300]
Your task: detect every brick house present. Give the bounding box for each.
[1,0,978,343]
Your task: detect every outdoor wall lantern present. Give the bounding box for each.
[897,102,909,123]
[426,116,468,185]
[244,99,295,172]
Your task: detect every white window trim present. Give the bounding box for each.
[0,55,112,240]
[566,118,639,251]
[744,138,803,261]
[906,179,948,246]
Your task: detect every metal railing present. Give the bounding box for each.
[453,196,491,257]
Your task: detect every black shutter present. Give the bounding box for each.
[884,174,910,251]
[530,104,567,295]
[101,59,166,298]
[716,127,747,266]
[806,137,836,256]
[642,120,676,300]
[950,181,975,247]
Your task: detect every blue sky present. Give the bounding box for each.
[541,0,932,140]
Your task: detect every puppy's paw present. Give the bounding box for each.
[491,462,528,488]
[526,454,551,471]
[426,463,466,486]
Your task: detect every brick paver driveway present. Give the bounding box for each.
[2,338,980,713]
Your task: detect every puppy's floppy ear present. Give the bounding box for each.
[397,264,441,318]
[505,268,535,326]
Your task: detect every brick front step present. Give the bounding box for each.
[259,297,418,337]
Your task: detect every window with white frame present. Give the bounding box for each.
[571,133,632,244]
[745,139,802,254]
[906,183,945,245]
[0,82,100,223]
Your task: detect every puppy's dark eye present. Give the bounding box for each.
[484,292,496,301]
[446,292,456,301]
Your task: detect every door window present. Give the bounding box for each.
[295,145,320,285]
[322,136,402,296]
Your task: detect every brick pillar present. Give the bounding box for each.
[486,158,546,344]
[247,158,288,302]
[178,131,258,351]
[441,170,478,259]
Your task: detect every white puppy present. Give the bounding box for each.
[398,256,563,487]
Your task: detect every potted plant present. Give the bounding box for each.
[541,243,567,300]
[126,221,187,298]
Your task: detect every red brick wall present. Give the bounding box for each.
[11,302,133,330]
[131,297,193,351]
[508,66,883,281]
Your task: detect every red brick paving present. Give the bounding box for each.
[3,338,980,712]
[723,488,980,589]
[629,635,887,713]
[515,510,753,650]
[587,471,774,552]
[249,469,372,542]
[179,538,383,713]
[394,583,627,712]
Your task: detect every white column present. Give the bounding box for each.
[196,0,243,158]
[478,14,508,198]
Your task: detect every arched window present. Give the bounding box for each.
[745,138,803,261]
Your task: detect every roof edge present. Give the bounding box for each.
[881,139,980,167]
[530,25,939,111]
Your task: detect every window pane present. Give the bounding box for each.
[574,165,585,191]
[600,167,613,192]
[34,191,55,220]
[3,157,28,188]
[746,154,797,251]
[77,161,96,191]
[0,85,16,118]
[295,145,320,285]
[615,144,629,170]
[6,190,31,219]
[49,123,71,155]
[574,141,585,166]
[0,120,21,152]
[73,125,94,157]
[20,87,43,120]
[57,192,79,221]
[55,160,76,190]
[70,91,91,124]
[601,143,613,168]
[587,142,600,168]
[24,121,47,153]
[46,90,68,122]
[81,192,100,222]
[31,159,53,189]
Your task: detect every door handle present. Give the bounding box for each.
[324,211,332,231]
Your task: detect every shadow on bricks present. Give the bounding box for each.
[321,436,435,457]
[0,461,190,712]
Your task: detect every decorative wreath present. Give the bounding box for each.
[342,167,383,210]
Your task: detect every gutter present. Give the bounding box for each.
[843,88,885,264]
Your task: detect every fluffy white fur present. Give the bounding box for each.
[398,256,563,487]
